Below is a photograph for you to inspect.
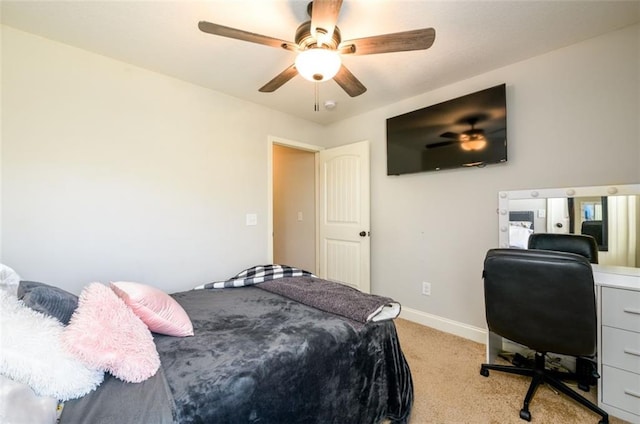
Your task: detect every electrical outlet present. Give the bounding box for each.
[422,282,431,296]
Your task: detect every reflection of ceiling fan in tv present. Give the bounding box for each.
[426,116,501,151]
[198,0,436,97]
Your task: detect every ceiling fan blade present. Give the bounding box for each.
[198,21,296,51]
[310,0,343,43]
[425,140,456,149]
[341,28,435,55]
[259,64,299,93]
[333,64,367,97]
[439,132,460,139]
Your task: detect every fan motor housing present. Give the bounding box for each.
[295,21,342,50]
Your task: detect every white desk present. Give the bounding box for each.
[486,265,640,423]
[594,265,640,423]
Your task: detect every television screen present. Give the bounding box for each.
[386,84,507,175]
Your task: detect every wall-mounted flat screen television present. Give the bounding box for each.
[386,84,507,175]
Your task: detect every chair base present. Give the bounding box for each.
[507,352,598,392]
[480,352,609,424]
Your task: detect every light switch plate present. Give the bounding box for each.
[246,213,257,226]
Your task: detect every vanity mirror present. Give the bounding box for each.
[498,184,640,268]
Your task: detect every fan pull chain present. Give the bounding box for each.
[314,83,320,112]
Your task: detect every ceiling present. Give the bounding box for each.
[2,1,639,125]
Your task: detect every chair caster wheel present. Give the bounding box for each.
[480,367,489,377]
[519,409,531,421]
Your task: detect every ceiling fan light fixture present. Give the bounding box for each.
[295,48,342,82]
[460,134,487,151]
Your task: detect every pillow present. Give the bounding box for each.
[18,281,79,325]
[0,291,104,401]
[509,225,533,249]
[0,264,20,296]
[63,282,160,383]
[509,221,532,228]
[110,281,194,337]
[0,375,58,424]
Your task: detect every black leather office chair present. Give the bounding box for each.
[479,249,608,424]
[528,232,601,391]
[528,232,599,392]
[528,232,599,263]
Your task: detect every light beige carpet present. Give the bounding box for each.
[394,318,628,424]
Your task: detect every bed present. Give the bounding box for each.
[508,210,535,249]
[1,265,413,424]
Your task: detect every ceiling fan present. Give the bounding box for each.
[198,0,436,98]
[426,117,494,151]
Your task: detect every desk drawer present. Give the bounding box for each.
[602,287,640,332]
[602,365,640,416]
[603,326,640,373]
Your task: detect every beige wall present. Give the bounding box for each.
[0,26,323,294]
[272,145,316,273]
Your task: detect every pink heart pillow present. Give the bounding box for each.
[63,283,160,383]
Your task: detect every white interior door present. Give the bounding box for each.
[547,198,570,234]
[318,141,370,293]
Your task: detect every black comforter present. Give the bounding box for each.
[60,283,413,423]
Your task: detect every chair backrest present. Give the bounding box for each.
[528,233,599,264]
[581,221,603,246]
[483,248,597,356]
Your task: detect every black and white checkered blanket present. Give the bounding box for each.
[194,264,315,290]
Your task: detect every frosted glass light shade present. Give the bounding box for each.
[460,139,487,151]
[459,133,487,151]
[295,49,342,82]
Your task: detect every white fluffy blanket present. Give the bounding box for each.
[0,292,104,401]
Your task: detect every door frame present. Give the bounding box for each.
[267,135,324,271]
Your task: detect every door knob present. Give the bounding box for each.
[359,231,368,237]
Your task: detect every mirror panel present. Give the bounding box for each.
[498,184,640,268]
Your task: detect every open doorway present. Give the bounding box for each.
[268,137,323,274]
[268,138,371,291]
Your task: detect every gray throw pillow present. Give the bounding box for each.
[17,281,79,325]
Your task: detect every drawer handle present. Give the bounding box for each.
[624,348,640,357]
[623,307,640,315]
[624,389,640,399]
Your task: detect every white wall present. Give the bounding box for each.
[321,24,640,331]
[1,26,323,294]
[273,144,316,273]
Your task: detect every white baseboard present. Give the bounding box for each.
[399,306,487,345]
